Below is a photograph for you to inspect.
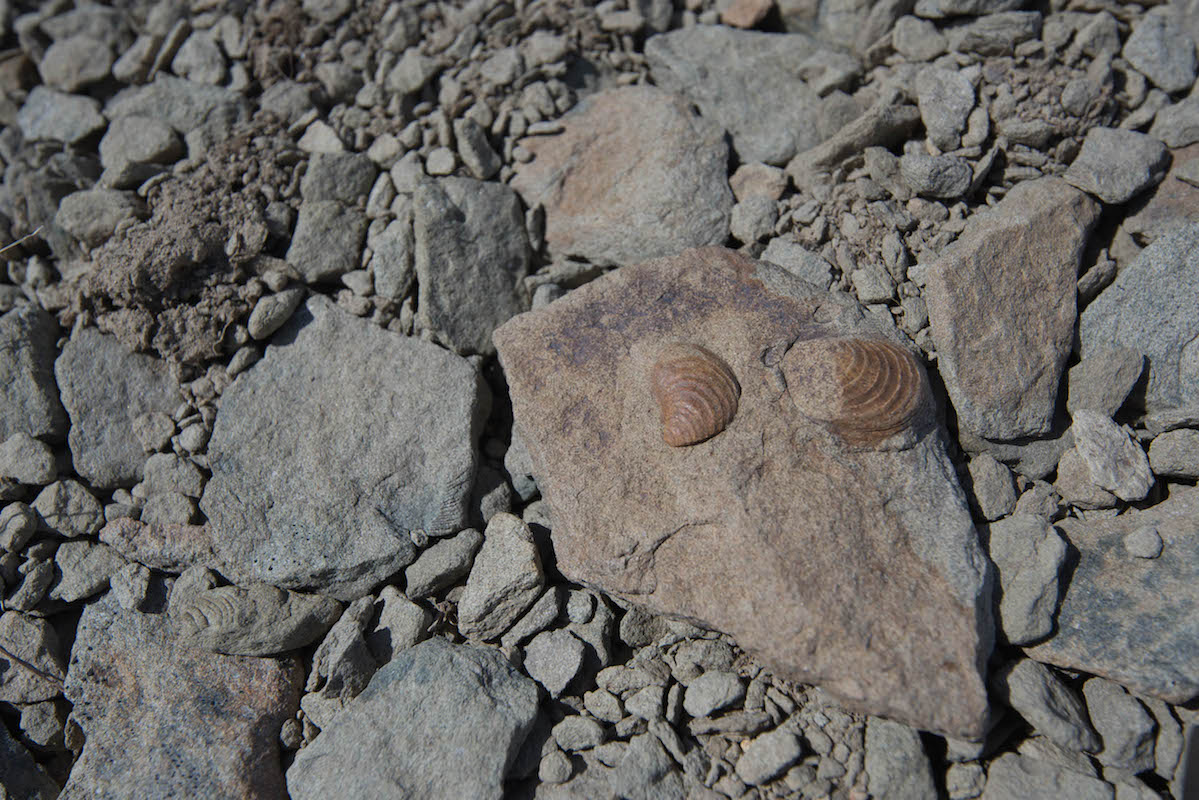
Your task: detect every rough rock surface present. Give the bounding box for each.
[457,512,546,641]
[494,247,993,739]
[55,327,182,488]
[926,177,1101,439]
[63,592,302,799]
[980,752,1114,800]
[201,297,487,600]
[510,86,732,267]
[287,638,539,800]
[1063,127,1170,205]
[983,515,1067,645]
[0,306,68,442]
[864,717,937,800]
[1025,485,1199,703]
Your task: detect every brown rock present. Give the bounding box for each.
[926,177,1101,440]
[510,86,732,267]
[493,247,993,739]
[62,592,302,798]
[722,0,776,29]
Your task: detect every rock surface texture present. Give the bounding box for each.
[494,247,992,738]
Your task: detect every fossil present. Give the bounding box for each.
[783,337,928,445]
[651,343,741,447]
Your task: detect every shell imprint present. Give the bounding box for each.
[651,343,741,447]
[785,337,927,445]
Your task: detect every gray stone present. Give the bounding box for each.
[0,504,37,552]
[787,101,921,187]
[414,178,529,355]
[510,86,731,268]
[1123,525,1163,559]
[40,34,113,91]
[760,238,834,289]
[55,328,182,488]
[610,733,684,800]
[992,659,1100,753]
[945,11,1042,56]
[56,188,148,248]
[32,479,104,538]
[142,453,205,498]
[1066,348,1144,417]
[730,163,788,202]
[893,15,948,62]
[385,49,439,95]
[301,596,378,727]
[111,561,152,610]
[1148,428,1199,477]
[423,149,456,177]
[917,67,975,152]
[64,591,301,798]
[983,515,1067,645]
[1123,9,1198,94]
[500,587,563,649]
[288,638,538,800]
[248,287,306,340]
[6,561,54,612]
[286,201,367,284]
[0,704,60,799]
[1064,128,1170,206]
[914,0,1025,17]
[300,153,378,205]
[404,527,483,598]
[981,753,1114,800]
[947,762,986,800]
[371,214,414,301]
[646,26,856,165]
[735,727,804,786]
[1149,97,1199,148]
[683,670,745,718]
[902,153,973,199]
[105,75,251,139]
[0,307,67,442]
[0,611,65,704]
[50,539,126,602]
[171,31,226,85]
[554,715,606,751]
[524,628,586,697]
[0,433,56,485]
[1080,223,1199,412]
[367,586,432,663]
[927,178,1100,439]
[539,746,573,784]
[454,118,501,180]
[1070,410,1154,502]
[132,411,175,453]
[730,196,779,244]
[140,491,196,526]
[864,717,937,800]
[966,454,1017,521]
[458,512,545,640]
[17,86,106,143]
[1025,486,1199,703]
[201,297,486,600]
[1082,677,1156,774]
[1056,447,1118,510]
[851,265,895,304]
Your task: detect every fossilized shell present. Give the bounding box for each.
[783,337,928,445]
[651,343,740,447]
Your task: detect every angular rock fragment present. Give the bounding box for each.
[494,247,993,738]
[863,717,937,800]
[50,539,127,602]
[1148,428,1199,477]
[457,512,545,641]
[0,306,67,442]
[201,297,487,600]
[99,517,220,572]
[286,200,367,284]
[1063,128,1170,205]
[404,527,483,599]
[1122,9,1198,94]
[0,718,59,800]
[983,515,1067,645]
[1069,411,1154,501]
[0,432,56,485]
[32,479,104,538]
[980,753,1114,800]
[510,86,731,267]
[0,611,65,704]
[916,67,976,152]
[992,659,1100,753]
[1082,677,1156,774]
[926,177,1100,439]
[1066,348,1144,417]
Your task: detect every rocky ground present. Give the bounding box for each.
[0,0,1197,797]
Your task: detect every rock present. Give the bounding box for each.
[734,727,804,786]
[1122,9,1198,94]
[171,579,342,656]
[851,265,895,304]
[966,454,1017,521]
[413,178,530,355]
[299,153,377,205]
[457,512,546,641]
[17,86,106,143]
[980,753,1114,800]
[721,0,774,28]
[1070,410,1154,502]
[0,711,60,799]
[132,411,175,453]
[201,297,486,600]
[646,27,855,165]
[914,0,1025,17]
[1148,428,1199,477]
[493,247,993,739]
[523,628,586,697]
[730,163,788,202]
[1063,128,1170,206]
[286,200,367,284]
[142,453,205,498]
[983,515,1067,645]
[864,717,937,800]
[1123,524,1164,559]
[992,659,1100,753]
[454,118,501,180]
[50,539,126,602]
[55,328,182,488]
[1055,447,1118,510]
[926,178,1101,439]
[787,100,921,186]
[1080,223,1199,412]
[916,68,975,152]
[730,196,779,243]
[171,31,226,85]
[682,671,745,718]
[297,120,344,153]
[140,491,195,525]
[902,153,973,199]
[1082,677,1156,774]
[247,287,305,340]
[385,49,438,95]
[404,527,483,598]
[111,561,152,610]
[0,611,65,703]
[0,307,67,442]
[39,34,113,91]
[99,116,184,177]
[510,87,730,267]
[302,596,378,726]
[287,638,538,799]
[367,586,432,662]
[760,238,834,289]
[0,503,37,552]
[1066,348,1144,417]
[944,11,1042,56]
[1149,97,1199,148]
[64,592,301,798]
[500,586,563,649]
[611,732,683,799]
[105,75,251,140]
[99,517,219,572]
[0,432,56,485]
[554,715,606,751]
[1024,485,1199,703]
[56,188,148,248]
[32,479,104,538]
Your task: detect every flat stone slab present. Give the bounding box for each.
[1024,485,1199,704]
[494,247,993,739]
[201,296,488,600]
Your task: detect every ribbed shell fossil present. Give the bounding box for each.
[783,337,927,445]
[651,343,740,447]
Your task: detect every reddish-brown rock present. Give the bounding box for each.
[494,247,993,738]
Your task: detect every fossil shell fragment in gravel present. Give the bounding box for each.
[651,343,741,447]
[784,337,928,445]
